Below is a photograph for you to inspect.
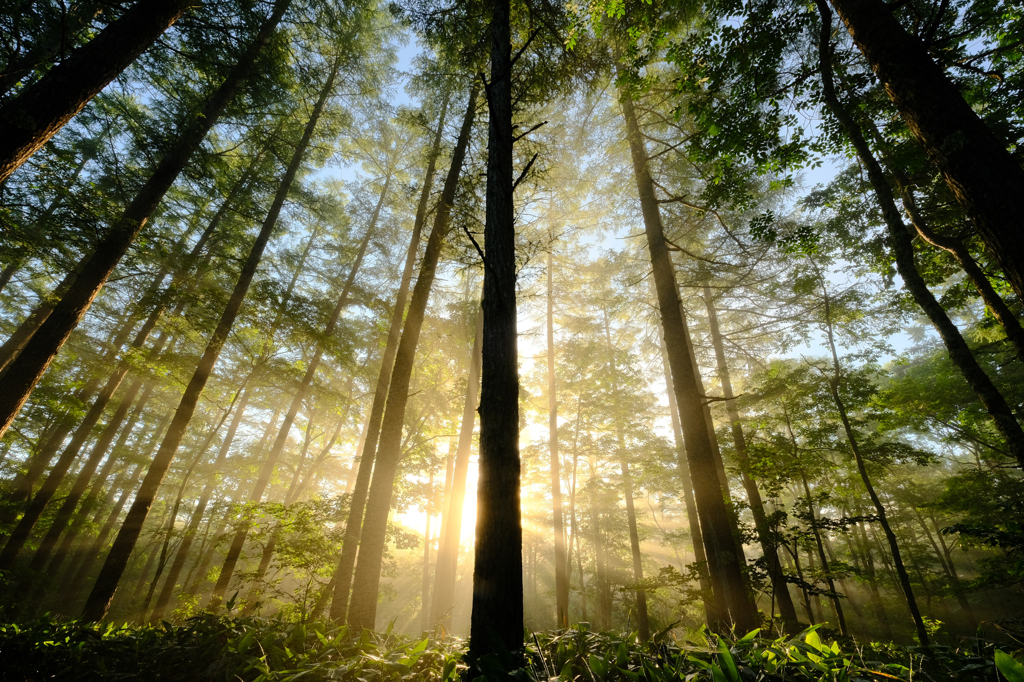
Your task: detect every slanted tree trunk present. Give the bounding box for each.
[329,93,450,620]
[0,0,292,440]
[797,469,848,635]
[79,47,325,623]
[546,245,569,627]
[0,0,194,183]
[703,284,799,632]
[63,413,171,604]
[429,310,482,628]
[469,0,523,658]
[814,0,1024,470]
[344,84,477,629]
[617,73,758,632]
[149,386,251,621]
[825,0,1024,301]
[211,157,383,609]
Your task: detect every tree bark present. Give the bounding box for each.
[0,0,292,440]
[826,0,1024,301]
[617,74,758,632]
[0,0,194,183]
[79,44,324,623]
[329,92,450,621]
[344,84,477,629]
[469,0,523,658]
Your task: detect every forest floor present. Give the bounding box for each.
[0,613,1020,682]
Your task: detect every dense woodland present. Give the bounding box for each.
[0,0,1023,678]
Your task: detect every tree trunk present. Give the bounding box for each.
[79,46,325,623]
[617,74,758,632]
[344,84,477,629]
[63,413,171,604]
[703,284,799,632]
[0,0,194,183]
[814,0,1024,469]
[211,154,383,608]
[547,245,569,627]
[329,92,450,621]
[150,386,251,621]
[429,309,482,628]
[826,0,1024,301]
[798,470,848,635]
[469,0,523,658]
[0,0,292,440]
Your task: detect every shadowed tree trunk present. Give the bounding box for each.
[617,72,758,632]
[825,0,1024,301]
[703,283,799,632]
[815,0,1024,470]
[0,0,194,183]
[79,50,331,622]
[0,0,292,441]
[341,85,476,627]
[329,92,450,621]
[469,0,523,659]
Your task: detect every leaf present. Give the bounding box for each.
[996,651,1024,682]
[718,640,742,682]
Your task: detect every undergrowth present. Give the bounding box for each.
[1,614,1023,682]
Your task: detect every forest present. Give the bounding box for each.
[0,0,1022,679]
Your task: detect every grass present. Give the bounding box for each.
[0,614,1021,681]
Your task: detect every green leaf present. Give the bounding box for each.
[718,640,742,682]
[996,651,1024,682]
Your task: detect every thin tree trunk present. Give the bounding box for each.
[814,0,1024,469]
[421,465,434,632]
[211,155,383,609]
[63,412,171,604]
[345,84,477,630]
[470,0,523,657]
[547,245,569,627]
[329,92,451,621]
[825,0,1024,301]
[0,0,292,440]
[430,309,482,628]
[703,284,799,631]
[0,0,194,182]
[79,47,326,623]
[798,469,848,635]
[617,74,757,631]
[150,385,251,621]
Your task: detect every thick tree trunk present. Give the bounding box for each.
[826,0,1024,301]
[0,0,292,440]
[429,310,482,628]
[211,156,382,608]
[79,46,324,623]
[703,285,799,632]
[547,246,569,627]
[344,85,477,629]
[617,76,758,632]
[469,0,523,658]
[329,93,450,621]
[815,0,1024,469]
[0,0,194,183]
[0,269,76,374]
